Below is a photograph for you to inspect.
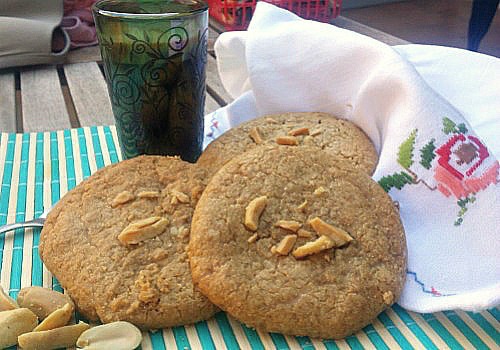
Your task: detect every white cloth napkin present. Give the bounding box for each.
[203,3,500,313]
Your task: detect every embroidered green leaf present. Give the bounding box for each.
[454,217,463,226]
[398,129,417,169]
[419,139,436,169]
[443,117,457,134]
[378,172,414,192]
[458,195,474,207]
[457,123,468,134]
[454,195,476,226]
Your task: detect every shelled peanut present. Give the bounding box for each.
[0,284,142,349]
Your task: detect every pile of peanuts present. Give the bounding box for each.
[0,286,142,350]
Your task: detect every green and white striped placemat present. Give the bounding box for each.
[0,127,498,349]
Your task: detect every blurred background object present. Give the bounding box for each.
[0,0,98,69]
[467,0,499,51]
[207,0,341,30]
[0,0,70,68]
[62,0,98,48]
[341,0,499,57]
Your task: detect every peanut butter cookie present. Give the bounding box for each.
[197,112,378,176]
[189,146,406,339]
[39,156,217,329]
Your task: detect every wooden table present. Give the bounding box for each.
[0,17,408,134]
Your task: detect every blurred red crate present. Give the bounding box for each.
[208,0,341,30]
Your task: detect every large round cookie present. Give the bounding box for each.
[197,112,378,176]
[39,156,218,329]
[189,146,406,339]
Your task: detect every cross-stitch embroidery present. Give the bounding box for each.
[379,117,499,225]
[205,112,221,140]
[406,270,454,297]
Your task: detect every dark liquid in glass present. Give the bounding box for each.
[94,0,208,162]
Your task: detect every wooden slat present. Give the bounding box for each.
[64,62,114,126]
[208,26,219,54]
[209,18,226,34]
[205,92,221,115]
[60,84,80,127]
[0,72,16,132]
[207,54,232,106]
[65,45,101,65]
[20,66,70,132]
[331,16,410,46]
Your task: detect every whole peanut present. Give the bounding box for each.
[0,308,38,348]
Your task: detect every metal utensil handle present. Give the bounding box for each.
[0,218,45,235]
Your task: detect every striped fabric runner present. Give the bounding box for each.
[0,127,498,350]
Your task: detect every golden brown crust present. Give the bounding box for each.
[189,146,406,339]
[39,156,217,329]
[197,112,378,177]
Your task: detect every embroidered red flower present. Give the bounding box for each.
[379,117,498,225]
[434,134,499,198]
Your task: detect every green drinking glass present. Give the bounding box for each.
[92,0,208,162]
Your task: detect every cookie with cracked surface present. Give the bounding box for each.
[189,146,406,339]
[197,112,378,176]
[39,155,217,329]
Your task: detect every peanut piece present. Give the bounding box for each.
[247,233,258,243]
[383,291,394,305]
[0,285,18,311]
[0,308,38,348]
[249,127,263,144]
[265,117,279,124]
[288,127,309,136]
[303,135,314,144]
[309,217,353,247]
[274,235,297,255]
[118,217,169,245]
[310,128,322,136]
[151,248,168,262]
[292,235,335,258]
[76,321,142,350]
[111,191,135,208]
[296,200,308,211]
[171,190,190,204]
[276,136,298,146]
[137,191,160,199]
[18,321,90,350]
[244,196,268,231]
[34,303,73,331]
[17,287,75,320]
[297,229,314,238]
[170,225,187,237]
[270,246,277,254]
[275,220,301,233]
[313,186,327,196]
